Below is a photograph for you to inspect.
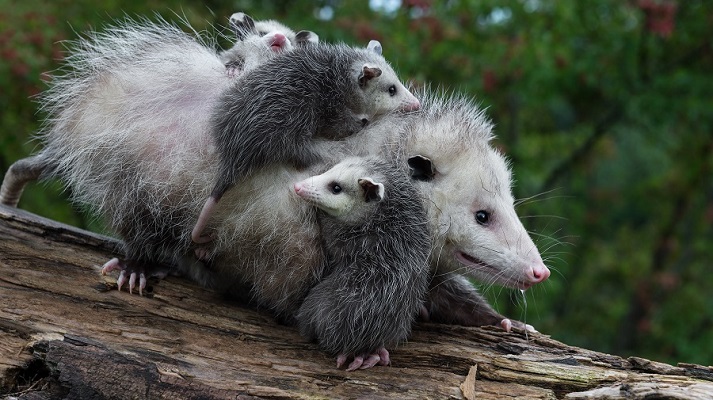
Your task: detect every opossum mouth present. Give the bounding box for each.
[455,251,530,290]
[455,251,498,273]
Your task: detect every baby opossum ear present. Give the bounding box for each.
[296,30,319,46]
[408,155,436,181]
[358,64,383,88]
[367,40,383,55]
[229,12,256,40]
[358,178,385,203]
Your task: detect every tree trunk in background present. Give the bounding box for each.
[1,204,711,399]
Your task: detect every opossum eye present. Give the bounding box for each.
[475,210,490,225]
[388,85,397,96]
[328,182,342,194]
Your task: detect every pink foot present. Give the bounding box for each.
[337,347,391,371]
[500,318,537,333]
[102,258,148,296]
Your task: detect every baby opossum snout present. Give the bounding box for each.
[266,32,288,51]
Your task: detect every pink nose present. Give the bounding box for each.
[293,183,303,194]
[271,33,287,49]
[531,263,550,283]
[403,99,420,111]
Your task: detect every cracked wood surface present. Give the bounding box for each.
[1,204,712,399]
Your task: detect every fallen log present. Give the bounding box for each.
[1,204,711,399]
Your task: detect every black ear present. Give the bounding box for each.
[358,178,385,203]
[295,30,319,46]
[408,155,435,181]
[358,64,383,88]
[229,12,256,40]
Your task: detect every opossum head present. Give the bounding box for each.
[229,12,318,53]
[351,40,421,121]
[405,92,550,290]
[293,157,384,225]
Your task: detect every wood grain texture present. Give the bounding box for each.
[1,204,711,399]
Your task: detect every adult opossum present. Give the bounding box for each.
[2,15,549,367]
[293,156,430,370]
[219,12,318,77]
[187,88,550,332]
[387,90,551,330]
[190,40,422,243]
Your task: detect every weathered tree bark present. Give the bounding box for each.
[1,204,711,399]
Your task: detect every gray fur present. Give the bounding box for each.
[191,41,420,242]
[294,157,430,359]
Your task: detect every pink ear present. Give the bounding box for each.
[358,64,382,87]
[358,178,385,203]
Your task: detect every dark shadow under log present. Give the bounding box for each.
[1,204,711,399]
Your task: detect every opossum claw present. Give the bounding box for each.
[100,258,122,275]
[359,354,381,370]
[346,355,365,372]
[103,258,152,296]
[500,318,513,332]
[139,273,147,296]
[377,347,390,366]
[500,318,537,333]
[339,348,390,371]
[128,272,137,294]
[126,272,147,296]
[116,270,127,292]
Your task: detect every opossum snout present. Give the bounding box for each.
[402,97,421,112]
[269,33,287,51]
[294,182,305,195]
[524,262,550,288]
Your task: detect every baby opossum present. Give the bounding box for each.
[190,41,422,243]
[219,12,318,77]
[293,157,430,371]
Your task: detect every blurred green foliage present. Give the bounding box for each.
[1,0,711,366]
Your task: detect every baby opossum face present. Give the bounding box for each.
[353,41,421,120]
[293,159,384,224]
[230,12,318,53]
[409,143,550,290]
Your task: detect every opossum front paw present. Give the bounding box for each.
[500,318,537,333]
[100,257,156,296]
[336,347,390,371]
